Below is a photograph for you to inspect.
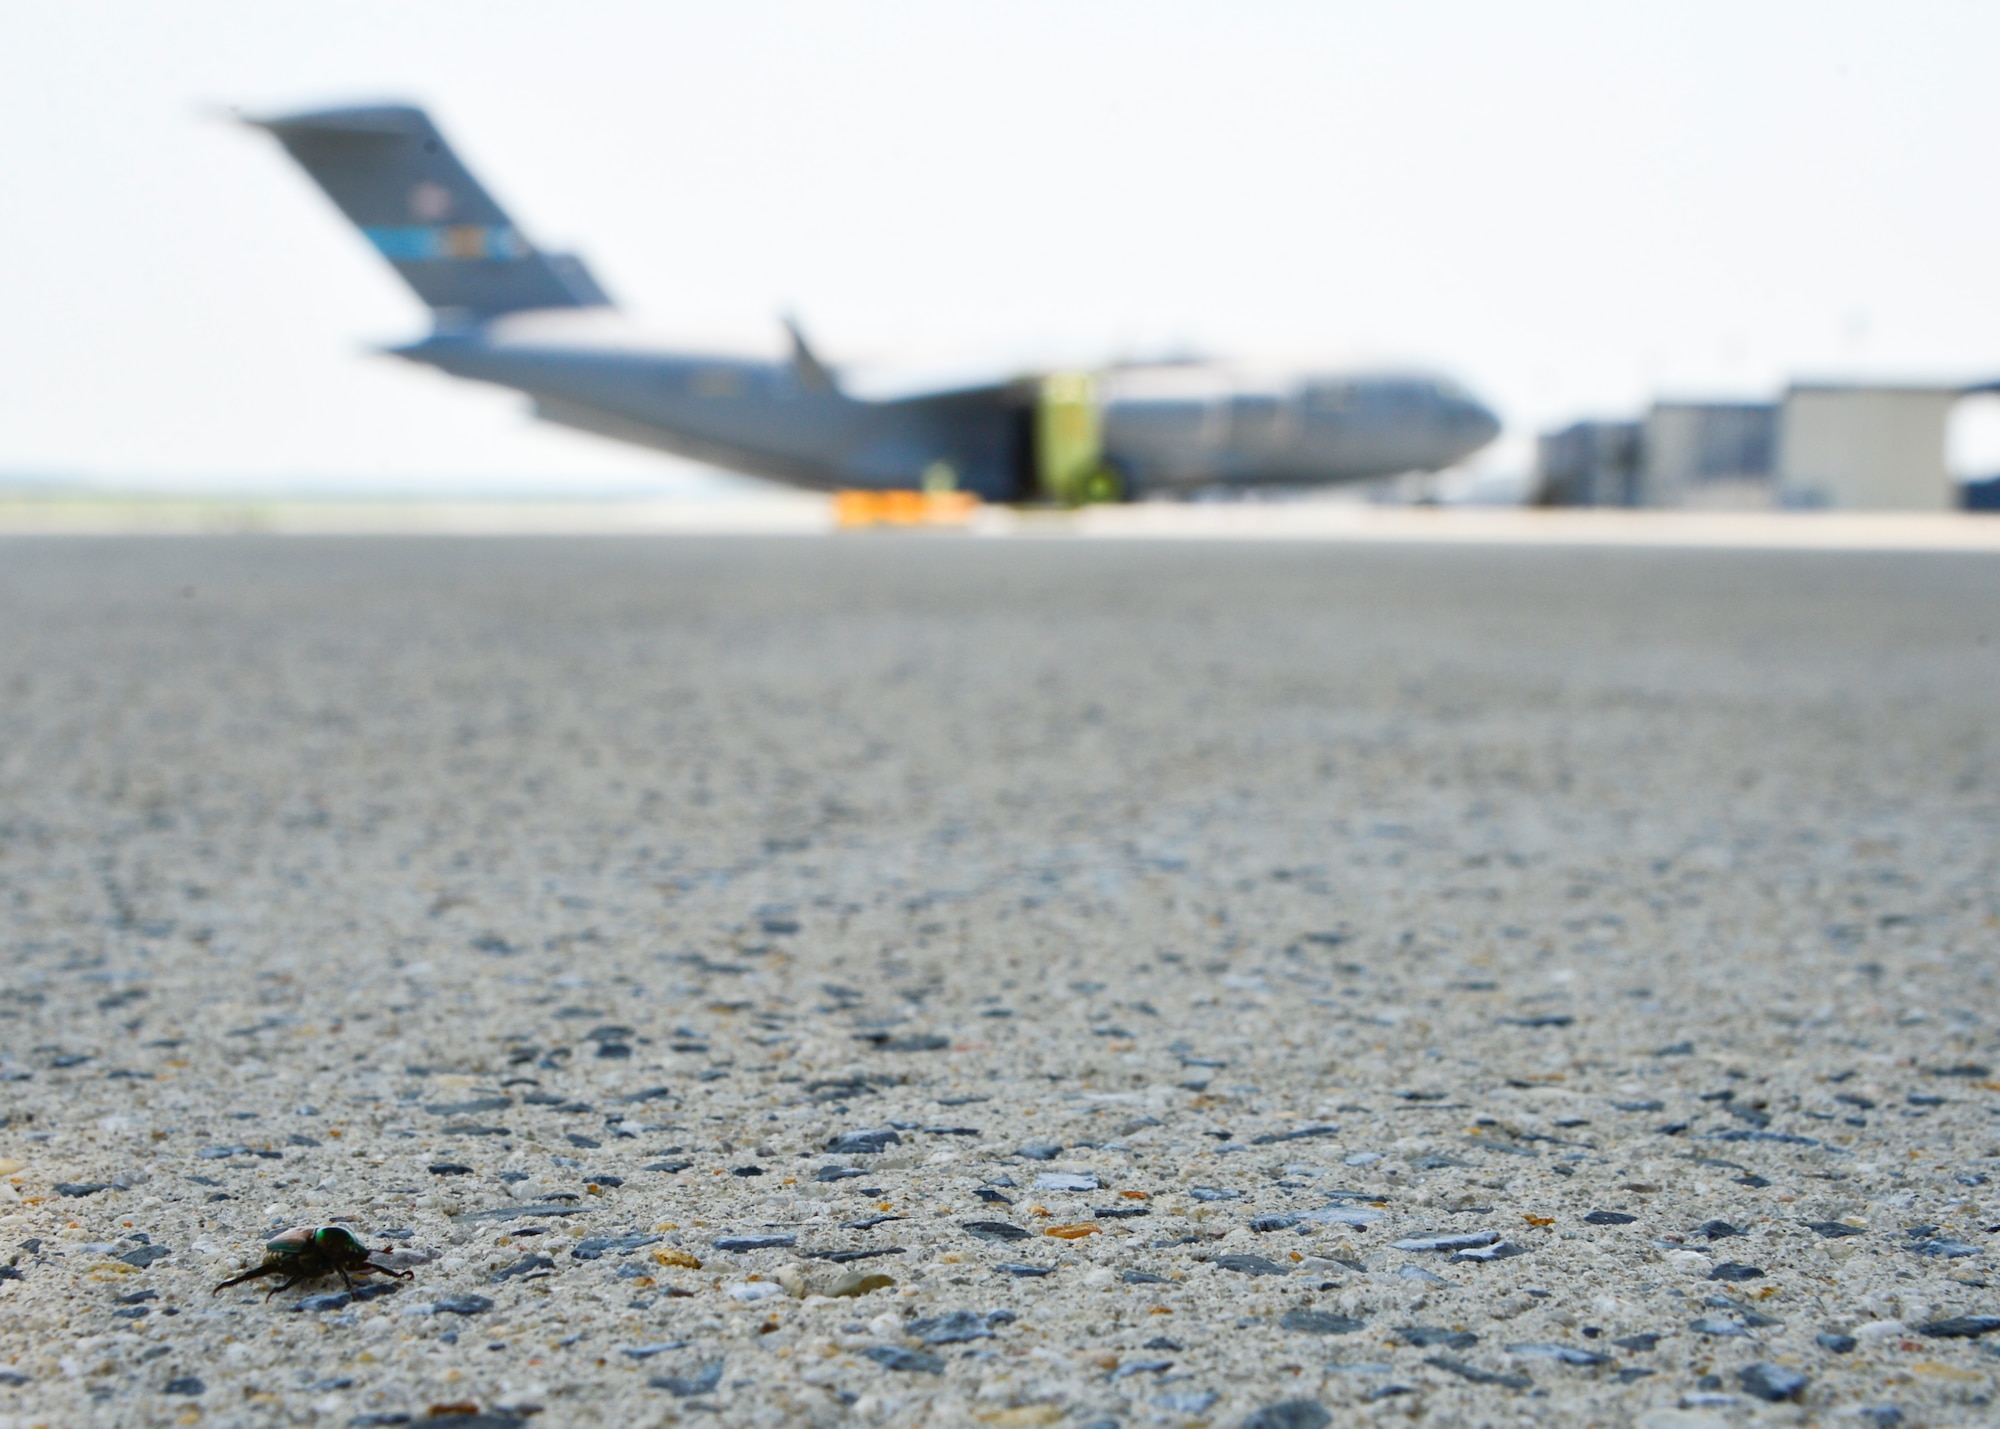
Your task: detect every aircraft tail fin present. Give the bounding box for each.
[245,103,610,318]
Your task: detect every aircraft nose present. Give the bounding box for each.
[1455,398,1501,453]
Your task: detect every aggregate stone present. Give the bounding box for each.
[1240,1400,1331,1429]
[861,1345,945,1374]
[1393,1230,1500,1252]
[1917,1316,2000,1339]
[1507,1343,1613,1366]
[433,1295,495,1316]
[1738,1362,1809,1402]
[1279,1310,1364,1335]
[7,538,2000,1428]
[1398,1326,1479,1349]
[1707,1262,1765,1282]
[1213,1254,1291,1277]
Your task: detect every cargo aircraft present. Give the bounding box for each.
[244,104,1500,503]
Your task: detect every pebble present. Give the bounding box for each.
[1398,1326,1478,1349]
[995,1264,1052,1277]
[54,1182,111,1198]
[649,1360,724,1397]
[162,1376,204,1396]
[1426,1355,1530,1389]
[1917,1316,2000,1338]
[1033,1172,1098,1192]
[711,1234,795,1252]
[1279,1310,1364,1335]
[1300,1205,1383,1227]
[1240,1400,1331,1429]
[433,1295,495,1316]
[1707,1263,1765,1282]
[1737,1362,1808,1403]
[726,1282,786,1302]
[621,1341,688,1360]
[425,1097,510,1116]
[1249,1125,1340,1145]
[493,1254,554,1281]
[862,1345,945,1374]
[1582,1211,1638,1225]
[826,1130,901,1155]
[827,1270,895,1297]
[1688,1317,1749,1337]
[1507,1343,1612,1366]
[910,1309,1013,1344]
[1816,1331,1857,1352]
[1614,1334,1659,1352]
[1213,1254,1290,1277]
[1392,1230,1500,1253]
[461,1202,590,1221]
[961,1221,1031,1243]
[1452,1241,1525,1263]
[1017,1144,1063,1161]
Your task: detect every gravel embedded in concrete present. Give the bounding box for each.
[2,535,2000,1427]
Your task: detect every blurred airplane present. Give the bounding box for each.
[243,104,1499,503]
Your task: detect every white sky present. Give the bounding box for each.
[4,0,1999,493]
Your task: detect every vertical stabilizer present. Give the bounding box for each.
[245,103,610,318]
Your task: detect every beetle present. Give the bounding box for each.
[211,1225,414,1298]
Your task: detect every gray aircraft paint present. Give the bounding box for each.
[246,104,1498,500]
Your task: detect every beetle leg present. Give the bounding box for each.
[366,1248,415,1280]
[337,1265,356,1292]
[265,1274,301,1299]
[212,1262,280,1295]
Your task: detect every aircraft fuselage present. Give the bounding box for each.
[399,329,1499,502]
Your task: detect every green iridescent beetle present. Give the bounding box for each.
[211,1225,414,1298]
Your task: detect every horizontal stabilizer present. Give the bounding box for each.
[245,103,611,318]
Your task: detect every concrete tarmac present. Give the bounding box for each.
[3,536,1999,1427]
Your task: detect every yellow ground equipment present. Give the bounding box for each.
[1037,373,1124,505]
